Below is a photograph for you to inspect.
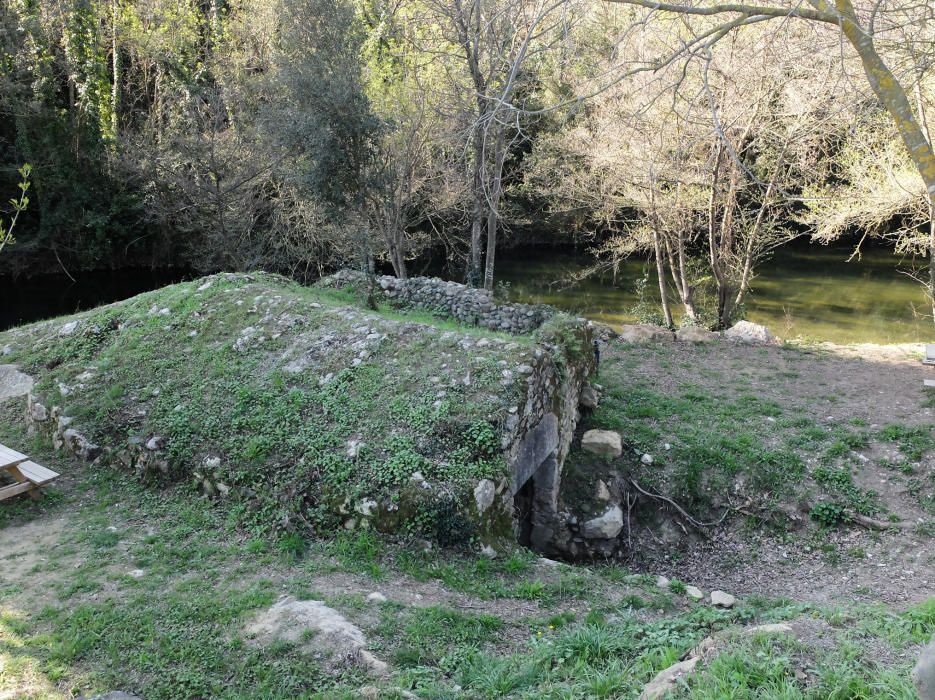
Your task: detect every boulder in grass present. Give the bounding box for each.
[676,326,719,343]
[618,324,674,344]
[581,429,622,458]
[723,320,774,344]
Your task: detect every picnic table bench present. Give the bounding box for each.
[0,443,59,501]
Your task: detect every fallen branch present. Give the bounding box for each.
[850,512,914,531]
[630,479,731,530]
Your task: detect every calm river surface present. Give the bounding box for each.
[494,243,932,345]
[1,244,930,344]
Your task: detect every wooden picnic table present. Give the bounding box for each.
[0,443,59,501]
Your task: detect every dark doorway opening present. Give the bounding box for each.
[514,477,535,546]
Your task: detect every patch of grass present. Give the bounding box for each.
[879,424,934,461]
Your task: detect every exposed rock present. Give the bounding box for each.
[0,365,34,400]
[366,592,387,603]
[474,479,496,514]
[685,585,704,601]
[480,544,498,559]
[145,436,164,451]
[579,384,599,409]
[581,429,622,458]
[640,453,653,465]
[245,597,387,675]
[618,324,674,344]
[676,326,719,343]
[346,439,364,459]
[28,400,48,422]
[595,480,611,501]
[913,635,935,700]
[640,658,699,700]
[655,575,670,589]
[710,590,736,608]
[723,320,774,344]
[580,504,624,539]
[84,693,143,700]
[355,499,378,517]
[59,321,79,336]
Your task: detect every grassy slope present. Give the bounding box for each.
[0,272,542,541]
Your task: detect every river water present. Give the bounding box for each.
[493,243,932,345]
[1,243,930,344]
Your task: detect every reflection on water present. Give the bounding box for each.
[493,244,933,345]
[2,244,930,345]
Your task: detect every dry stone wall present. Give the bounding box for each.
[317,270,553,334]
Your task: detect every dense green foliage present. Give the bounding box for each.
[2,0,932,311]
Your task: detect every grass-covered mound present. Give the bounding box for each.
[0,272,558,543]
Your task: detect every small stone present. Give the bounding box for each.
[710,590,736,608]
[366,592,387,603]
[127,569,145,579]
[146,436,164,451]
[59,321,79,336]
[684,585,704,601]
[347,439,364,459]
[595,480,611,501]
[480,544,498,559]
[640,658,699,700]
[580,504,624,539]
[640,453,654,465]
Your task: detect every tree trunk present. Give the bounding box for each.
[913,79,935,324]
[468,127,484,287]
[652,227,673,327]
[483,128,506,292]
[111,0,119,142]
[824,0,935,201]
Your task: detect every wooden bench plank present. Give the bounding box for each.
[0,443,28,470]
[15,461,59,485]
[0,481,36,501]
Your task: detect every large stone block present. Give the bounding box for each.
[581,429,622,458]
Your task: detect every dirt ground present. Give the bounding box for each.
[610,339,935,607]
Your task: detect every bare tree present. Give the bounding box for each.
[601,0,935,313]
[417,0,578,289]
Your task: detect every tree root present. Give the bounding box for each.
[629,479,730,530]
